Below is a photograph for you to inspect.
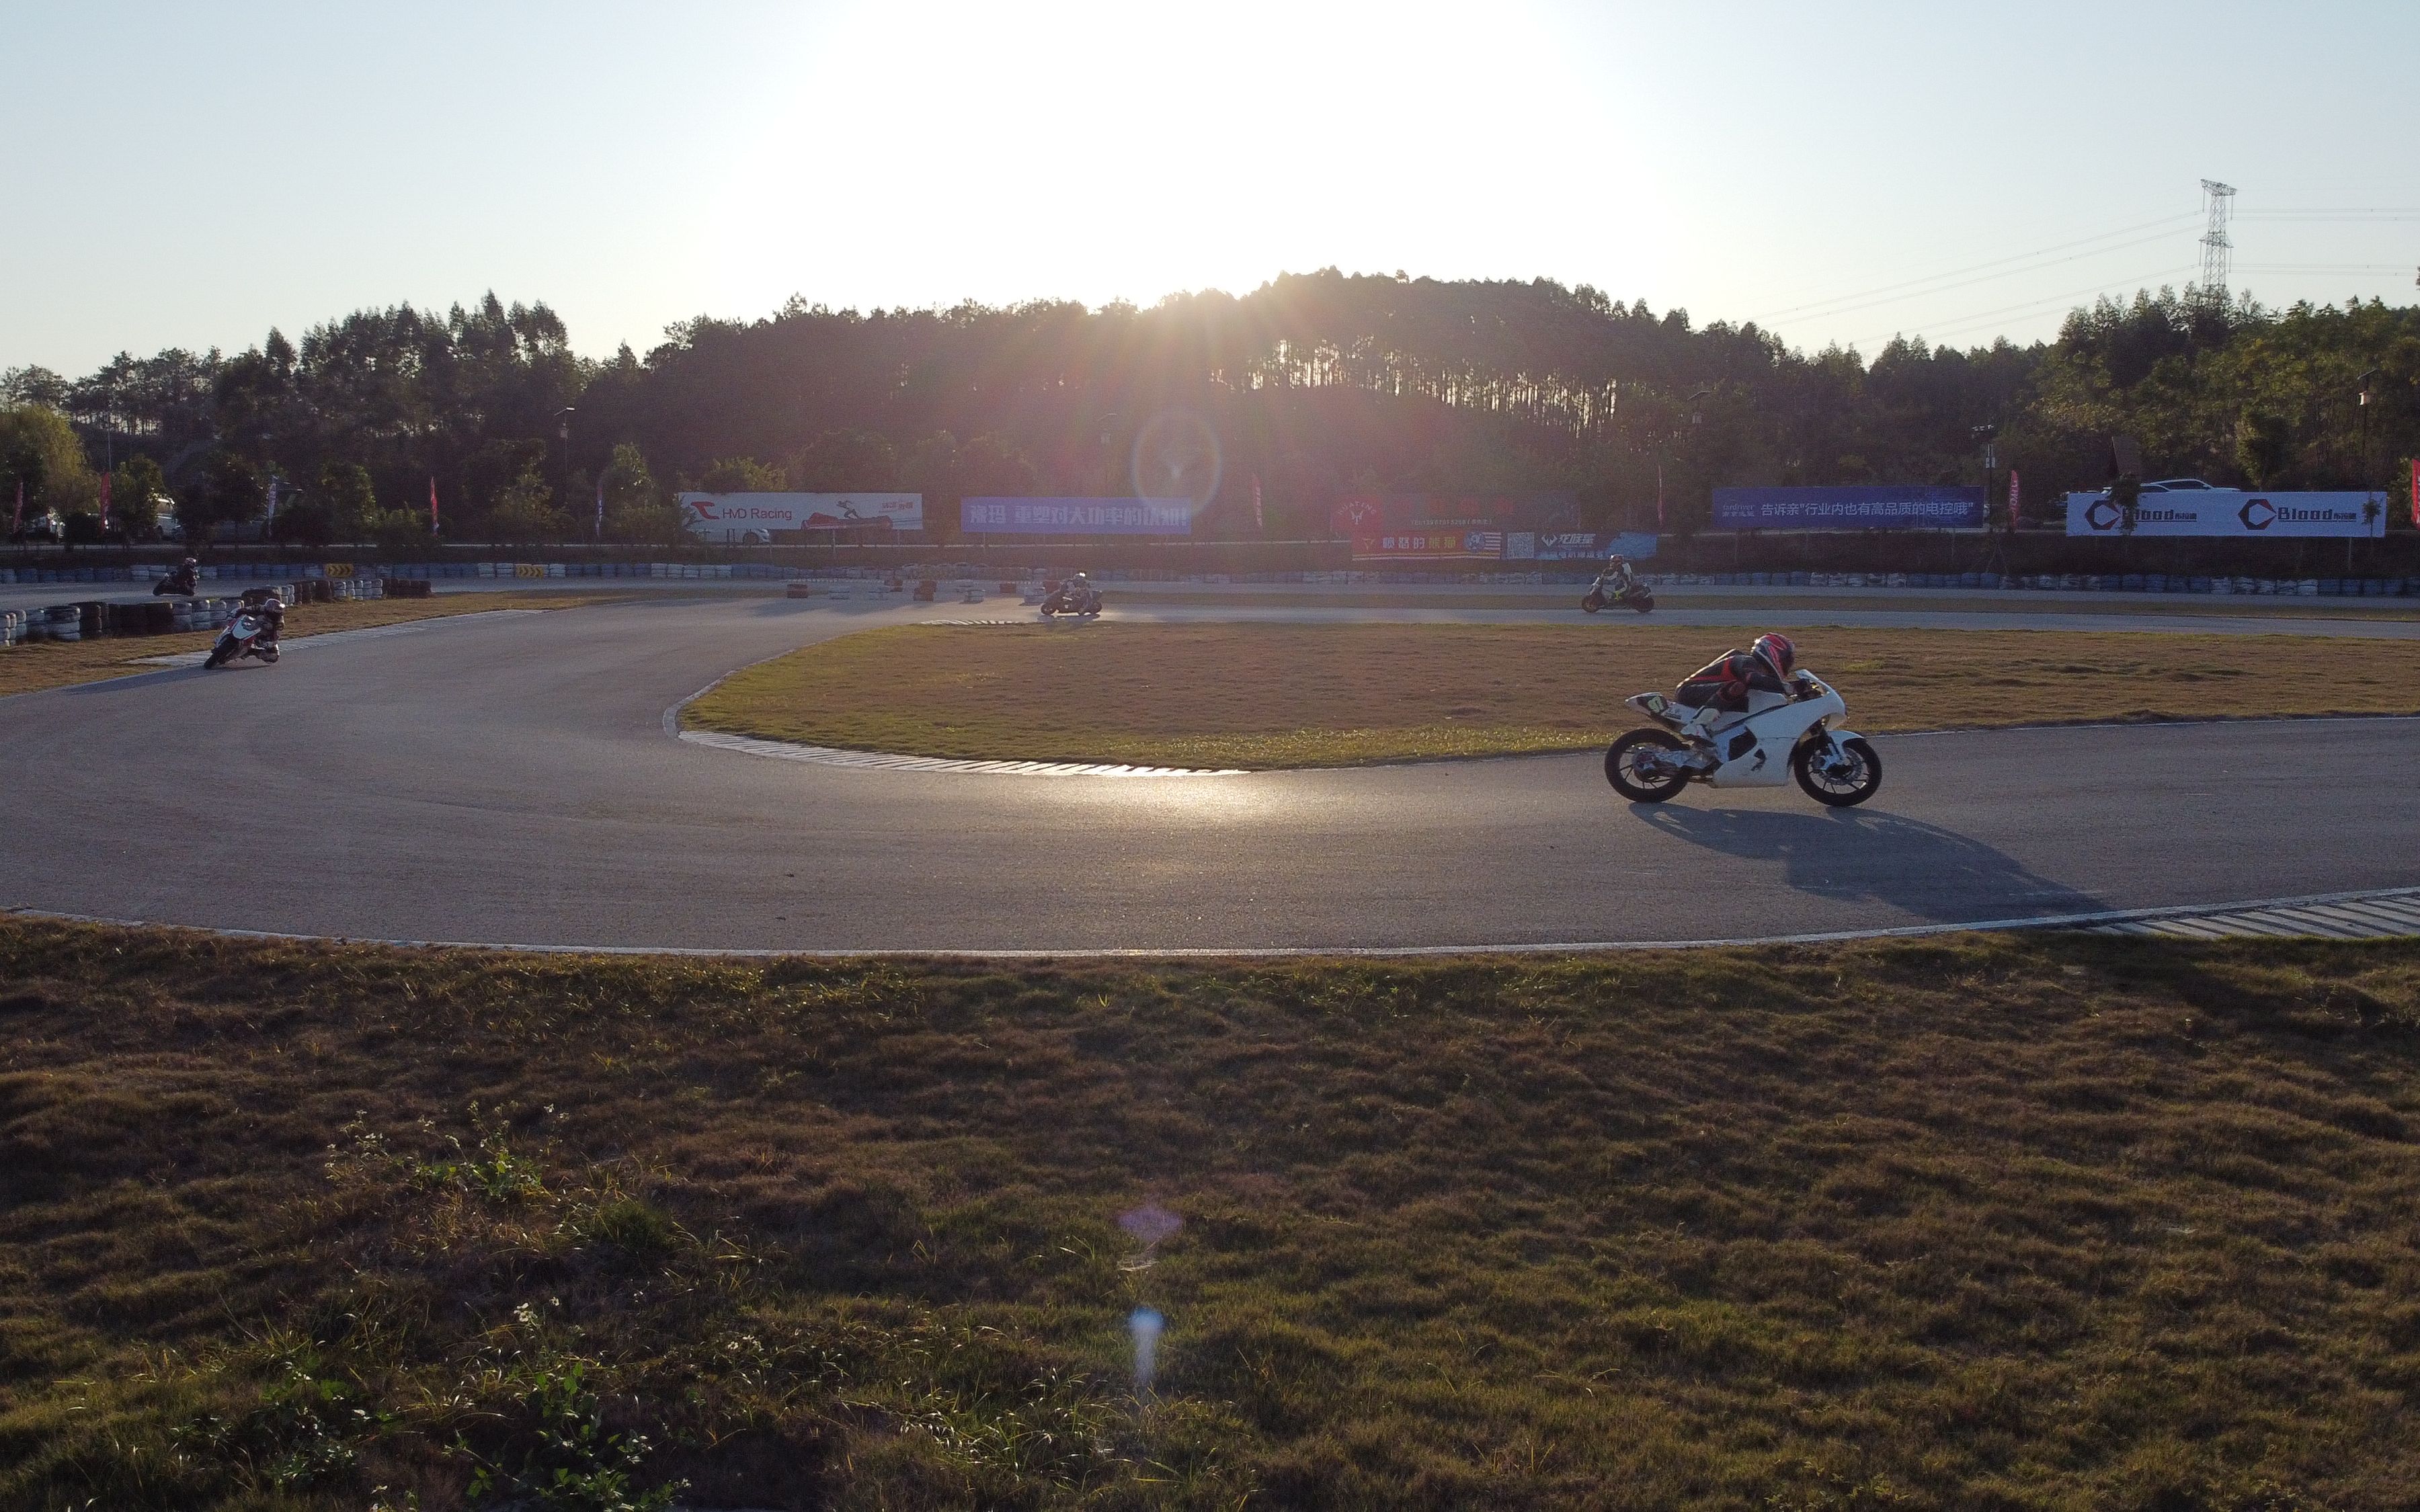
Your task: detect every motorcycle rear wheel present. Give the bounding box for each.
[1580,590,1605,613]
[1793,737,1882,808]
[1605,728,1691,802]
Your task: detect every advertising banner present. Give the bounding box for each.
[680,493,923,540]
[1506,530,1660,562]
[1329,493,1578,537]
[1352,528,1504,562]
[1712,486,1986,530]
[960,497,1193,535]
[2064,489,2387,538]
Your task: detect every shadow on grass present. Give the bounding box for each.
[1631,802,2106,923]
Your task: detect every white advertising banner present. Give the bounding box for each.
[2065,488,2387,538]
[679,493,922,539]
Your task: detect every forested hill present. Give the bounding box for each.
[5,271,2416,542]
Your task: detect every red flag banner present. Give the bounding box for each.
[2411,458,2418,530]
[430,476,440,533]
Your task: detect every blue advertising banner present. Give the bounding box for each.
[1712,486,1986,530]
[1510,530,1660,562]
[961,497,1194,535]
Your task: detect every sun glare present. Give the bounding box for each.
[707,0,1666,318]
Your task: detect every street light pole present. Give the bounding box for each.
[553,407,577,545]
[2355,372,2377,574]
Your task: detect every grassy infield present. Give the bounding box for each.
[0,923,2413,1509]
[686,622,2420,769]
[5,607,2419,1508]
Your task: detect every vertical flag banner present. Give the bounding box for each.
[2007,468,2021,530]
[99,471,112,530]
[266,476,278,521]
[594,476,606,540]
[429,476,440,533]
[13,478,22,534]
[1250,474,1264,534]
[2411,458,2418,530]
[1656,462,1666,527]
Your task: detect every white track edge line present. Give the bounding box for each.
[11,884,2420,960]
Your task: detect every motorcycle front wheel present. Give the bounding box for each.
[203,641,234,669]
[1580,590,1605,614]
[1793,736,1882,808]
[1605,728,1691,802]
[1629,591,1656,614]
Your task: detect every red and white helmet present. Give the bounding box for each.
[1752,632,1796,681]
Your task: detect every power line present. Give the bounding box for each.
[1746,213,2201,324]
[2236,209,2420,219]
[1853,264,2199,351]
[2236,263,2411,274]
[1759,228,2195,328]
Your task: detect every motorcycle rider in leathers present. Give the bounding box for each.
[1674,633,1797,715]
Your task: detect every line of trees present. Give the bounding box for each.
[5,272,2416,546]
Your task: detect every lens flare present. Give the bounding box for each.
[1130,409,1221,511]
[1129,1307,1165,1394]
[1119,1202,1182,1249]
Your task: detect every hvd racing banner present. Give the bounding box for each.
[682,493,924,538]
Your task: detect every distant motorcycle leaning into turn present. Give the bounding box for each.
[1580,554,1654,615]
[153,557,200,597]
[1039,571,1102,620]
[1603,633,1882,807]
[204,588,285,669]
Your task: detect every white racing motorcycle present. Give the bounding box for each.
[204,603,282,669]
[1605,669,1882,807]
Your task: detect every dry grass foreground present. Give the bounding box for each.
[0,920,2414,1509]
[0,592,634,700]
[685,622,2420,768]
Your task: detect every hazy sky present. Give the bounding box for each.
[6,0,2417,375]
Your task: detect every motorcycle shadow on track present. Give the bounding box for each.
[1628,802,2105,925]
[61,665,220,695]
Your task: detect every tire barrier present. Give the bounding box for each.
[0,575,454,655]
[10,556,2420,664]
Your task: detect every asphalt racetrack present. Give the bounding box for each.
[3,592,2415,953]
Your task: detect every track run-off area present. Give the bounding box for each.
[4,587,2418,954]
